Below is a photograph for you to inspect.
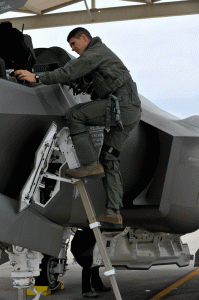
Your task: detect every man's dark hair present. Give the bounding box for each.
[67,27,92,42]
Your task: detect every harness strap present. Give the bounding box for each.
[101,144,120,158]
[105,96,112,132]
[111,94,124,131]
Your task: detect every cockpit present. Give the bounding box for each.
[0,21,71,84]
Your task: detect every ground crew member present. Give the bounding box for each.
[71,228,111,298]
[15,27,141,229]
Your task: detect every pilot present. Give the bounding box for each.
[14,27,141,229]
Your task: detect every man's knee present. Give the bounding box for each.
[64,106,76,126]
[64,106,85,134]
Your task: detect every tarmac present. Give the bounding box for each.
[1,230,199,300]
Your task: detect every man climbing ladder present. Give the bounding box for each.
[15,27,141,229]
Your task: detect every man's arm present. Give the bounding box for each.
[14,49,103,85]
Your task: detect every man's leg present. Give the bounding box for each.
[98,122,139,227]
[91,267,111,292]
[82,266,92,294]
[91,267,103,289]
[64,100,113,179]
[74,256,92,294]
[64,102,100,166]
[76,256,98,297]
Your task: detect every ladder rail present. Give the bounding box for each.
[18,122,122,300]
[76,180,122,300]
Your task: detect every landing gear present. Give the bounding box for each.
[5,246,44,300]
[35,239,69,289]
[35,255,59,289]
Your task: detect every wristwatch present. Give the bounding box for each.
[35,74,40,83]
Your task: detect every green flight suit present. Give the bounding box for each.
[40,37,141,210]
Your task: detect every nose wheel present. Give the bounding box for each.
[35,255,59,289]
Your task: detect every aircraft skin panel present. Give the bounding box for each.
[0,79,69,116]
[29,172,107,227]
[170,164,199,207]
[139,94,180,121]
[162,204,199,234]
[143,129,173,206]
[0,79,88,199]
[159,135,199,233]
[122,133,199,234]
[0,113,66,199]
[0,193,63,256]
[141,103,199,137]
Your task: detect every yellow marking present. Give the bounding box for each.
[27,286,51,296]
[150,268,199,300]
[27,282,64,296]
[57,282,65,290]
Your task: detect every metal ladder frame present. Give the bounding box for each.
[18,175,123,300]
[76,179,122,300]
[41,174,123,300]
[17,123,122,299]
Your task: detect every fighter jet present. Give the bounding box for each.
[0,7,199,298]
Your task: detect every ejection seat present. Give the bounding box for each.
[33,46,72,73]
[0,21,36,74]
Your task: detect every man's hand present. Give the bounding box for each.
[14,70,38,82]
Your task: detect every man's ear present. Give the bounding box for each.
[81,33,89,42]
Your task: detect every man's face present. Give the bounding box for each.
[69,34,89,55]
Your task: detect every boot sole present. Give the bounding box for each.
[65,172,105,180]
[83,293,99,298]
[99,221,123,229]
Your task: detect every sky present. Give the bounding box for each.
[1,0,199,119]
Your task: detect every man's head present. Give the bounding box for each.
[67,27,92,55]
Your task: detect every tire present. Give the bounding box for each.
[35,254,59,289]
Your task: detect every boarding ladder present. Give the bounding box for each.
[17,122,122,300]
